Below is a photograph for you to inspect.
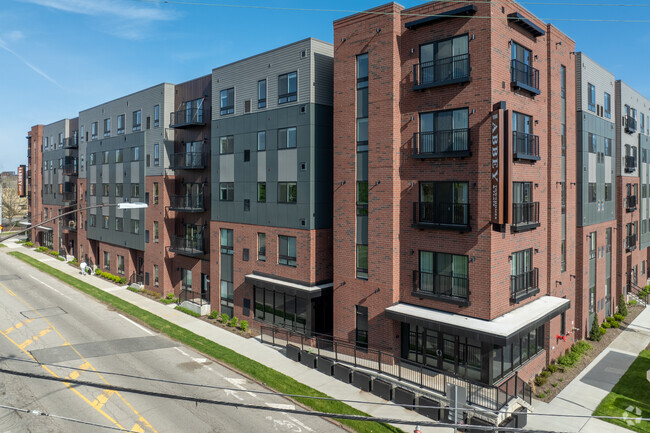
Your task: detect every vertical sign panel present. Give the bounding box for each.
[491,106,505,224]
[17,165,26,197]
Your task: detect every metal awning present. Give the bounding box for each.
[386,296,570,345]
[36,225,53,232]
[405,5,477,30]
[18,221,31,227]
[245,273,333,299]
[508,12,546,37]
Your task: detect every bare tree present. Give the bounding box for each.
[2,187,27,231]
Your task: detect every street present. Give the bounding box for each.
[0,252,345,433]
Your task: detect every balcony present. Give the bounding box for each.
[412,270,470,305]
[625,156,637,173]
[626,234,637,252]
[170,235,205,257]
[169,152,205,170]
[412,129,470,159]
[169,194,205,213]
[413,201,470,232]
[625,116,637,134]
[412,54,470,90]
[512,202,540,231]
[170,108,205,128]
[512,131,540,161]
[62,163,77,176]
[62,137,78,149]
[626,195,637,212]
[62,218,77,232]
[61,192,76,204]
[511,59,540,95]
[510,268,539,303]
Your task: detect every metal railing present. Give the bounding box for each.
[626,234,637,252]
[169,194,205,212]
[62,137,78,148]
[260,325,531,410]
[511,59,540,93]
[169,152,205,169]
[510,268,539,301]
[625,156,637,173]
[170,235,205,255]
[512,202,540,227]
[512,131,539,159]
[413,54,470,88]
[179,288,210,306]
[412,129,469,157]
[626,195,637,212]
[413,270,469,301]
[62,163,77,176]
[629,281,649,306]
[413,201,470,228]
[63,218,77,232]
[170,107,205,127]
[129,272,144,285]
[61,192,76,203]
[625,116,637,134]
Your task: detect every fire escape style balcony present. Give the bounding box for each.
[511,59,540,95]
[412,129,470,159]
[625,116,637,134]
[512,202,540,231]
[62,218,77,232]
[170,108,205,128]
[510,268,539,303]
[626,234,637,252]
[170,234,205,257]
[626,195,637,212]
[412,270,470,305]
[625,156,637,173]
[412,54,470,90]
[62,137,78,149]
[61,192,76,204]
[62,163,77,176]
[169,152,205,170]
[169,194,205,213]
[512,131,540,161]
[413,201,470,232]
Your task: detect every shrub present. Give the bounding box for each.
[618,295,628,317]
[240,320,248,332]
[95,269,101,275]
[160,294,178,305]
[548,363,559,373]
[209,310,220,320]
[573,340,592,354]
[24,241,34,247]
[557,355,570,367]
[537,393,546,399]
[629,299,638,306]
[174,306,200,317]
[220,313,229,324]
[558,378,564,382]
[535,375,547,386]
[551,382,558,388]
[614,313,624,321]
[540,370,551,378]
[606,316,616,323]
[602,321,611,329]
[610,320,621,328]
[127,286,141,293]
[229,317,239,328]
[589,315,602,341]
[599,326,607,336]
[37,246,48,252]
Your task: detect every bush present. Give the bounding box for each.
[618,295,628,317]
[551,382,558,388]
[610,320,621,328]
[127,286,141,293]
[220,313,229,324]
[573,340,592,354]
[209,310,220,320]
[589,315,602,341]
[599,326,607,336]
[614,313,624,321]
[160,293,178,305]
[37,246,48,252]
[24,241,34,247]
[229,317,239,328]
[602,321,611,329]
[557,355,570,367]
[240,320,248,332]
[535,375,547,386]
[629,299,638,306]
[540,370,551,378]
[548,363,559,373]
[174,306,200,317]
[606,316,616,323]
[537,393,546,399]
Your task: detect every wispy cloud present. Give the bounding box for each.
[0,39,64,89]
[20,0,173,21]
[2,30,24,42]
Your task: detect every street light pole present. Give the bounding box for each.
[0,202,148,244]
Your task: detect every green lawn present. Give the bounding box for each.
[593,349,650,432]
[7,251,403,433]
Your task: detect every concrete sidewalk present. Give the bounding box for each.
[2,240,451,433]
[525,305,650,432]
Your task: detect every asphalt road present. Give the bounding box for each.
[0,252,346,433]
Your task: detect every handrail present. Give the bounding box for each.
[629,281,649,305]
[179,288,210,306]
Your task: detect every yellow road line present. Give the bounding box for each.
[4,318,34,334]
[18,327,52,349]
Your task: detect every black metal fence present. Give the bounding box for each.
[414,201,470,227]
[511,59,539,92]
[413,270,469,301]
[512,202,539,227]
[510,268,539,300]
[512,131,539,159]
[413,129,469,156]
[413,54,470,88]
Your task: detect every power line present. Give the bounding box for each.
[130,0,650,23]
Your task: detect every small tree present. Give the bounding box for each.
[589,315,601,341]
[617,294,628,317]
[2,187,27,231]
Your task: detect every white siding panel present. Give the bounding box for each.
[278,149,297,182]
[220,154,235,182]
[258,152,266,182]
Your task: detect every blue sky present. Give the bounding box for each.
[1,0,650,173]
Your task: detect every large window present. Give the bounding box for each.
[278,235,296,267]
[154,104,160,127]
[257,131,266,151]
[418,35,469,85]
[357,54,369,149]
[589,183,597,202]
[220,182,234,201]
[588,83,596,112]
[254,286,307,333]
[153,143,160,166]
[103,251,110,270]
[220,229,234,317]
[491,325,544,381]
[117,255,124,275]
[418,109,469,154]
[418,251,468,300]
[91,122,98,139]
[257,182,266,202]
[115,183,123,197]
[220,135,234,154]
[418,182,469,226]
[220,88,234,115]
[115,217,123,232]
[278,127,297,149]
[258,233,266,261]
[510,248,537,300]
[104,118,111,137]
[181,269,192,291]
[278,182,297,203]
[588,133,597,153]
[117,114,125,134]
[604,92,611,118]
[278,71,297,104]
[133,110,142,131]
[103,215,109,229]
[115,149,123,163]
[258,79,267,109]
[154,265,159,287]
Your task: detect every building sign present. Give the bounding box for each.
[17,165,26,197]
[491,105,505,224]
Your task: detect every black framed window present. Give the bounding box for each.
[258,79,267,109]
[605,183,612,201]
[278,235,296,267]
[418,34,469,85]
[588,183,597,202]
[278,127,297,149]
[220,135,234,154]
[278,71,297,104]
[355,306,368,349]
[153,143,160,166]
[257,233,266,261]
[418,108,469,154]
[588,83,596,112]
[254,287,307,333]
[357,54,369,150]
[257,182,266,202]
[133,110,142,131]
[220,88,234,115]
[278,182,297,203]
[154,104,160,127]
[418,250,469,300]
[604,92,611,118]
[104,118,111,137]
[220,182,234,201]
[257,131,266,151]
[117,114,125,134]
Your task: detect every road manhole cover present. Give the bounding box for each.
[20,306,67,319]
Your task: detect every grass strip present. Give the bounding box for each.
[593,349,650,433]
[8,251,403,433]
[175,306,201,317]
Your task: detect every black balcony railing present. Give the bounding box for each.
[62,218,77,232]
[170,107,205,128]
[510,268,539,303]
[62,163,77,176]
[413,201,470,231]
[412,129,470,158]
[169,194,205,212]
[413,270,469,302]
[412,54,470,90]
[625,156,637,173]
[626,195,637,212]
[61,192,76,203]
[625,116,637,134]
[512,202,540,230]
[511,59,540,95]
[179,288,210,306]
[512,131,540,160]
[169,152,205,169]
[62,137,78,148]
[170,235,205,256]
[626,234,637,252]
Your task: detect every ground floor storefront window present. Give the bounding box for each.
[254,286,307,333]
[491,324,545,381]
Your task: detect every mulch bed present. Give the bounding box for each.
[533,304,645,402]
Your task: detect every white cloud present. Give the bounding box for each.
[3,30,24,42]
[20,0,173,22]
[0,39,64,89]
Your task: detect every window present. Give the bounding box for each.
[605,183,612,201]
[603,92,611,118]
[589,183,597,202]
[220,182,234,201]
[91,122,98,139]
[104,118,111,137]
[103,216,110,229]
[89,214,96,227]
[604,137,612,156]
[132,220,140,234]
[588,83,596,112]
[220,88,234,115]
[418,35,470,85]
[589,232,597,259]
[154,265,159,286]
[89,153,96,166]
[642,113,645,134]
[89,184,96,196]
[357,54,369,149]
[115,183,123,197]
[104,251,110,270]
[258,79,267,109]
[258,233,266,261]
[418,181,469,226]
[220,135,234,154]
[117,255,124,275]
[102,151,109,164]
[278,127,297,149]
[278,71,297,104]
[418,108,469,154]
[153,182,159,204]
[154,221,159,243]
[117,114,125,134]
[418,251,469,300]
[257,131,266,151]
[115,149,123,163]
[220,228,233,253]
[131,183,140,198]
[511,42,535,88]
[254,287,307,332]
[153,143,159,166]
[133,110,142,131]
[355,305,369,349]
[115,217,123,232]
[102,183,110,196]
[510,248,536,298]
[278,235,296,266]
[154,105,159,127]
[588,133,597,153]
[278,182,297,203]
[257,182,266,202]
